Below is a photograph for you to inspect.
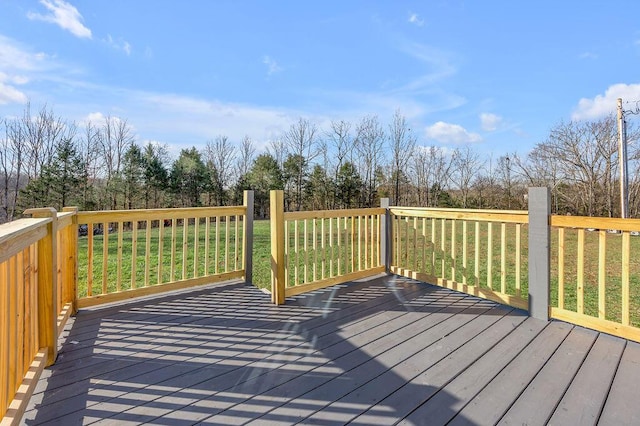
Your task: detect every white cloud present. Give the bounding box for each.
[408,13,424,27]
[425,121,482,144]
[0,82,28,105]
[27,0,92,39]
[480,112,503,131]
[0,71,29,105]
[262,55,283,76]
[105,35,132,55]
[0,35,49,72]
[572,83,640,120]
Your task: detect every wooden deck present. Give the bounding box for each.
[21,275,640,425]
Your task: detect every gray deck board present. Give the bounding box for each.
[548,332,626,426]
[19,274,640,425]
[598,340,640,425]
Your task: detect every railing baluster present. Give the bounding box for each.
[501,223,506,294]
[234,215,240,271]
[215,216,220,274]
[329,217,334,277]
[515,223,521,297]
[577,228,585,315]
[117,222,123,292]
[225,216,230,273]
[130,221,137,289]
[462,220,468,286]
[622,231,630,326]
[145,220,152,285]
[194,217,200,278]
[182,218,189,281]
[451,219,456,283]
[204,217,210,276]
[321,218,326,279]
[475,221,480,286]
[440,219,446,279]
[158,219,165,284]
[102,222,108,295]
[294,219,299,285]
[431,218,436,276]
[558,227,564,309]
[598,230,606,319]
[313,218,318,279]
[304,219,308,283]
[487,222,493,290]
[170,218,177,281]
[87,223,93,297]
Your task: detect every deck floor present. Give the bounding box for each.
[22,275,640,425]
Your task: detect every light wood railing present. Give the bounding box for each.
[270,190,385,304]
[550,215,640,341]
[389,207,529,310]
[0,209,62,424]
[75,194,253,308]
[1,193,254,424]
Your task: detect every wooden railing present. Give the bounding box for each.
[389,207,529,310]
[0,208,67,424]
[550,215,640,341]
[75,194,253,308]
[270,190,385,304]
[0,192,253,423]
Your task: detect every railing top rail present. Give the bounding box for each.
[77,205,246,222]
[0,218,50,263]
[57,211,75,230]
[390,207,528,224]
[284,207,386,221]
[391,206,528,215]
[551,215,640,232]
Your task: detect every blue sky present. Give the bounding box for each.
[2,1,640,157]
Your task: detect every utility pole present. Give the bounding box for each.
[618,98,629,218]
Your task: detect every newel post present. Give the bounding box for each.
[380,198,391,272]
[243,191,254,285]
[528,187,551,321]
[270,190,286,305]
[24,207,58,366]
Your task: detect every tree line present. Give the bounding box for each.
[2,104,639,223]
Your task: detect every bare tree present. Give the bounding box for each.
[451,146,482,208]
[100,115,135,209]
[268,138,287,171]
[355,115,386,207]
[237,135,256,178]
[326,120,354,208]
[283,117,318,210]
[389,110,416,205]
[203,135,237,205]
[0,118,28,222]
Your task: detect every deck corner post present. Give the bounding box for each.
[243,190,254,285]
[62,206,79,315]
[380,198,391,272]
[528,187,550,321]
[270,190,286,305]
[24,207,59,365]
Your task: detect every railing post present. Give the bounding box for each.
[62,207,78,315]
[528,187,550,321]
[243,191,254,285]
[380,198,390,273]
[270,190,286,305]
[24,207,58,366]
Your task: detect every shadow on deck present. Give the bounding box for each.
[22,275,640,425]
